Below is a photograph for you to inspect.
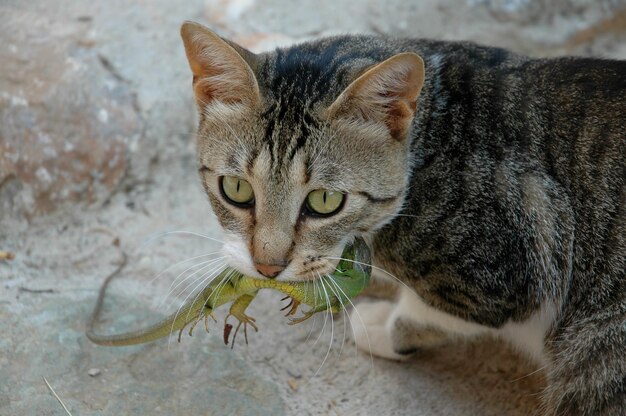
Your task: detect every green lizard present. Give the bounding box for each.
[87,237,371,347]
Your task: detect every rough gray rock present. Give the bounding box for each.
[0,0,200,220]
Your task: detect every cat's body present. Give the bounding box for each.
[361,41,625,416]
[180,23,625,415]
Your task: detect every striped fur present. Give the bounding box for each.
[181,22,625,415]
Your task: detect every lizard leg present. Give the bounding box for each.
[181,306,218,340]
[288,302,338,325]
[203,313,214,334]
[187,312,206,337]
[177,318,195,343]
[224,293,259,347]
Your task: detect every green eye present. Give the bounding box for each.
[221,176,254,205]
[305,189,344,216]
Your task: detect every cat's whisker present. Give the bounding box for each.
[183,278,231,346]
[332,287,347,358]
[326,275,348,357]
[157,257,227,310]
[508,364,549,383]
[310,275,330,350]
[167,256,226,292]
[182,266,234,326]
[326,272,375,369]
[148,251,223,285]
[171,261,226,313]
[167,269,216,348]
[166,262,227,348]
[325,274,358,360]
[166,260,224,305]
[210,266,235,308]
[199,266,239,340]
[299,278,320,348]
[324,256,415,293]
[156,261,218,311]
[142,230,224,246]
[310,274,335,380]
[201,267,236,313]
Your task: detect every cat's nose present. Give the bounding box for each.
[255,262,285,279]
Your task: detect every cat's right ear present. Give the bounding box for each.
[326,53,425,142]
[180,22,260,118]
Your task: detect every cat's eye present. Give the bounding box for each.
[220,176,254,206]
[305,189,344,216]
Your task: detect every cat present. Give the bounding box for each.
[180,21,625,415]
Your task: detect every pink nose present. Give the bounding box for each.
[255,263,285,278]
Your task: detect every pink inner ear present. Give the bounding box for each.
[194,73,244,105]
[386,97,418,141]
[328,53,424,141]
[181,23,260,109]
[190,50,248,106]
[375,71,420,140]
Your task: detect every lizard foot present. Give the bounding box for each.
[224,312,258,348]
[178,311,217,342]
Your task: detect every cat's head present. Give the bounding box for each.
[180,22,424,281]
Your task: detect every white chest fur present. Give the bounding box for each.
[352,271,557,365]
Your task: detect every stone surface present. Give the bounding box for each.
[1,0,625,415]
[0,0,201,219]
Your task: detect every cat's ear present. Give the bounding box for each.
[327,53,425,142]
[180,22,261,117]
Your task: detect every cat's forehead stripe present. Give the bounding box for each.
[259,102,320,176]
[253,37,401,179]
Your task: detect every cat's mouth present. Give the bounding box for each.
[282,237,371,282]
[222,233,358,283]
[292,258,339,282]
[244,255,342,283]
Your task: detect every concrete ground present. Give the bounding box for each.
[1,1,624,415]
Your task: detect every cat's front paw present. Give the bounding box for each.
[350,300,409,361]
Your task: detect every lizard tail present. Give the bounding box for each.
[86,252,213,346]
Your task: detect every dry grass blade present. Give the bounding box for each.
[43,377,73,416]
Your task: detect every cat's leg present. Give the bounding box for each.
[350,298,406,360]
[351,285,491,360]
[542,312,626,416]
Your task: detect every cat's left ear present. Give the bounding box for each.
[180,22,261,118]
[327,53,425,142]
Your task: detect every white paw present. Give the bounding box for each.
[353,299,394,325]
[350,301,408,361]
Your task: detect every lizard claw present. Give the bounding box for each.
[178,310,215,342]
[224,312,258,348]
[280,296,301,317]
[223,323,233,345]
[287,309,316,325]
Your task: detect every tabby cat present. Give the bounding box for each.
[180,21,625,415]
